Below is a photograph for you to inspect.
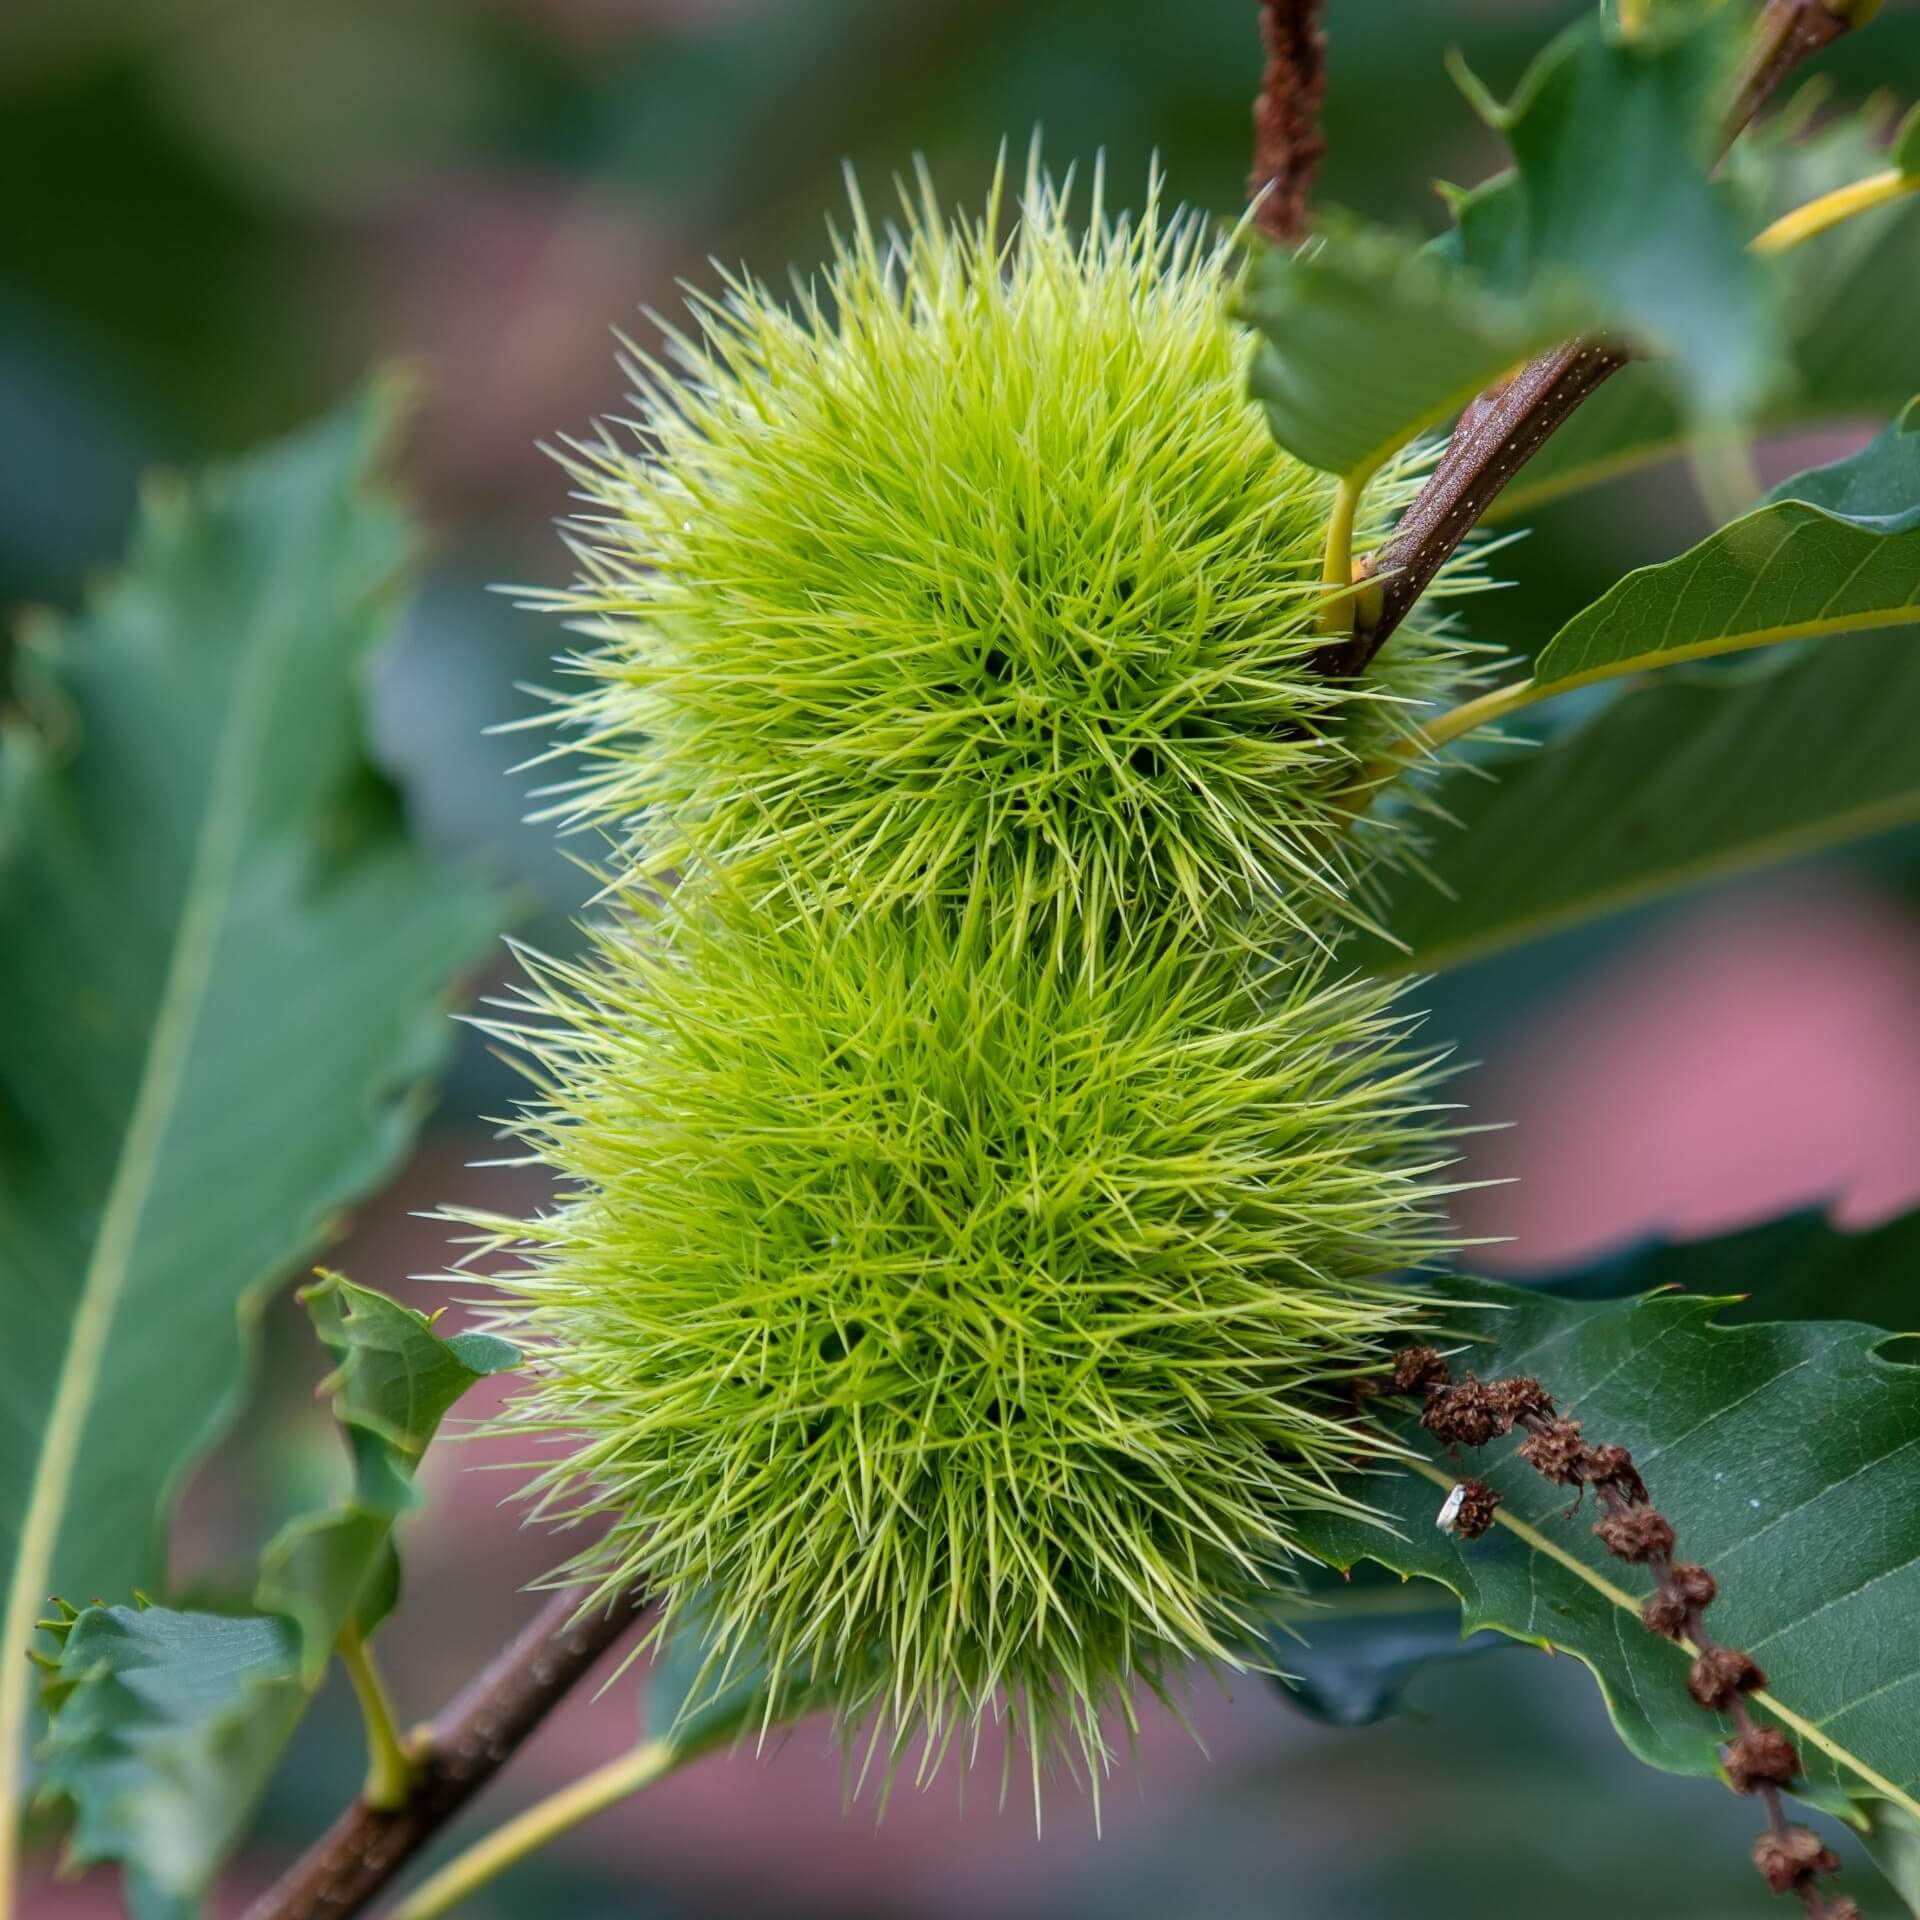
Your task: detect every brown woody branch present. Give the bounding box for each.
[1391,1349,1860,1919]
[241,1584,651,1920]
[1314,0,1863,683]
[1730,0,1859,148]
[1324,340,1629,677]
[1248,0,1327,245]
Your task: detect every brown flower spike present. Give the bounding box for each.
[1393,1348,1859,1918]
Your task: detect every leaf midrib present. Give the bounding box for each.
[1381,787,1920,976]
[1538,582,1920,689]
[1405,1456,1920,1821]
[0,568,299,1901]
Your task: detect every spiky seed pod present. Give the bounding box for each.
[532,156,1486,944]
[459,885,1462,1794]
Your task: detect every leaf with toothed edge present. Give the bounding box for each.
[1278,1213,1920,1904]
[1353,408,1920,975]
[0,383,504,1896]
[255,1272,519,1672]
[1446,9,1779,425]
[33,1604,305,1920]
[1488,97,1920,517]
[32,1277,516,1919]
[1288,1270,1920,1883]
[1240,218,1589,481]
[1243,10,1780,482]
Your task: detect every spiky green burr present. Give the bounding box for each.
[465,888,1459,1792]
[532,157,1480,941]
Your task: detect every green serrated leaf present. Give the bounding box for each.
[256,1272,518,1675]
[34,1277,512,1917]
[1363,627,1920,974]
[1497,99,1920,516]
[35,1607,305,1920]
[1534,403,1920,685]
[1244,13,1777,482]
[0,384,504,1887]
[1532,1208,1920,1327]
[1294,1274,1920,1836]
[1464,10,1777,424]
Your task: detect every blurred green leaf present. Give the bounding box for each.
[1363,627,1920,973]
[34,1276,512,1917]
[1260,1576,1509,1729]
[1453,11,1777,424]
[1245,10,1777,480]
[256,1273,517,1678]
[1294,1273,1920,1841]
[0,383,502,1841]
[1533,401,1920,684]
[1864,1797,1920,1915]
[643,1603,837,1767]
[34,1603,304,1920]
[1510,1209,1920,1327]
[33,1605,301,1920]
[1241,221,1580,480]
[1497,100,1920,516]
[1895,103,1920,175]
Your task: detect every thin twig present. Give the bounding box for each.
[1729,0,1858,150]
[1331,341,1629,675]
[241,1584,651,1920]
[1248,0,1327,245]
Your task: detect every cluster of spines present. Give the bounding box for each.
[521,150,1493,951]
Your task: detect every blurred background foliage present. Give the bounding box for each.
[8,2,1920,1915]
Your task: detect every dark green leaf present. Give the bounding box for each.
[1363,627,1920,973]
[0,385,502,1813]
[1895,104,1920,176]
[34,1604,305,1920]
[1244,13,1777,480]
[1241,222,1581,480]
[1260,1576,1509,1729]
[1534,403,1920,685]
[1865,1797,1920,1915]
[1274,1214,1918,1756]
[1510,1209,1920,1329]
[35,1277,512,1915]
[1294,1275,1920,1837]
[1455,12,1776,424]
[1496,102,1920,516]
